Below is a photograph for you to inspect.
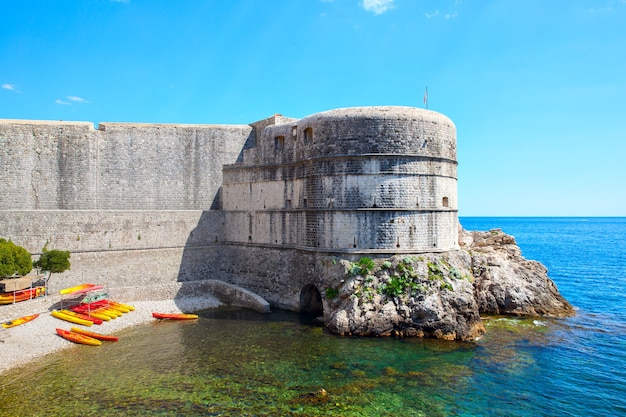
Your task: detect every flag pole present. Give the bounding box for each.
[423,86,428,110]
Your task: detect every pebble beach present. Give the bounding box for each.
[0,294,221,374]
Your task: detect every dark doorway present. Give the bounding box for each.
[300,284,323,316]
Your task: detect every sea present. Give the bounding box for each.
[0,217,624,417]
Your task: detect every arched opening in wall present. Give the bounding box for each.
[300,284,323,318]
[442,197,449,207]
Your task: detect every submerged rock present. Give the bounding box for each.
[323,225,574,341]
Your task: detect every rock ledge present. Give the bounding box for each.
[323,226,574,341]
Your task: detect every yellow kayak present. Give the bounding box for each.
[107,305,129,314]
[92,308,120,319]
[2,313,40,329]
[70,327,119,342]
[59,283,95,295]
[110,301,135,311]
[152,312,199,320]
[59,309,103,325]
[86,310,111,321]
[51,310,93,326]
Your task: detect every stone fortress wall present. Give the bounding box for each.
[0,119,252,211]
[0,107,459,310]
[0,119,250,290]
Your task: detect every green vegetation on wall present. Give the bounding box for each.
[336,255,470,304]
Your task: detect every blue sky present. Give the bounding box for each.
[1,0,625,216]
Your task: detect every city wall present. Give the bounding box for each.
[0,107,459,312]
[0,120,252,210]
[0,119,251,293]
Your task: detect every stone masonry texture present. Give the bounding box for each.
[0,107,459,306]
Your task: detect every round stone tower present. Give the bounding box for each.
[222,106,458,253]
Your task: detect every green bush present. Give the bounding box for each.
[449,266,462,280]
[348,257,376,277]
[0,238,32,277]
[428,262,444,281]
[381,262,421,298]
[382,276,404,297]
[325,287,339,299]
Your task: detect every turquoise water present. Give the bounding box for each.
[0,217,625,416]
[460,217,626,416]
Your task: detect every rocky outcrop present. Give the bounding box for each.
[323,226,574,341]
[459,227,575,317]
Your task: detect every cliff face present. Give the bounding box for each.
[323,226,575,341]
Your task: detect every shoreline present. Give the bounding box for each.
[0,296,222,375]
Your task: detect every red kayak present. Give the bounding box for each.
[70,300,110,313]
[152,312,198,320]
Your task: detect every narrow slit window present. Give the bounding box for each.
[274,135,285,151]
[442,197,449,207]
[303,127,313,143]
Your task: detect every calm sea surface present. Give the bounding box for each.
[0,217,624,416]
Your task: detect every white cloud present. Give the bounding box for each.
[2,83,18,92]
[56,95,89,105]
[426,6,459,19]
[67,95,89,103]
[361,0,394,15]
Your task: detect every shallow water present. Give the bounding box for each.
[0,309,560,417]
[1,217,625,416]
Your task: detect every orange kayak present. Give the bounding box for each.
[2,313,40,329]
[0,287,46,304]
[56,328,102,346]
[70,327,118,342]
[152,312,198,320]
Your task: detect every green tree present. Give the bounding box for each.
[0,238,33,277]
[33,246,71,288]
